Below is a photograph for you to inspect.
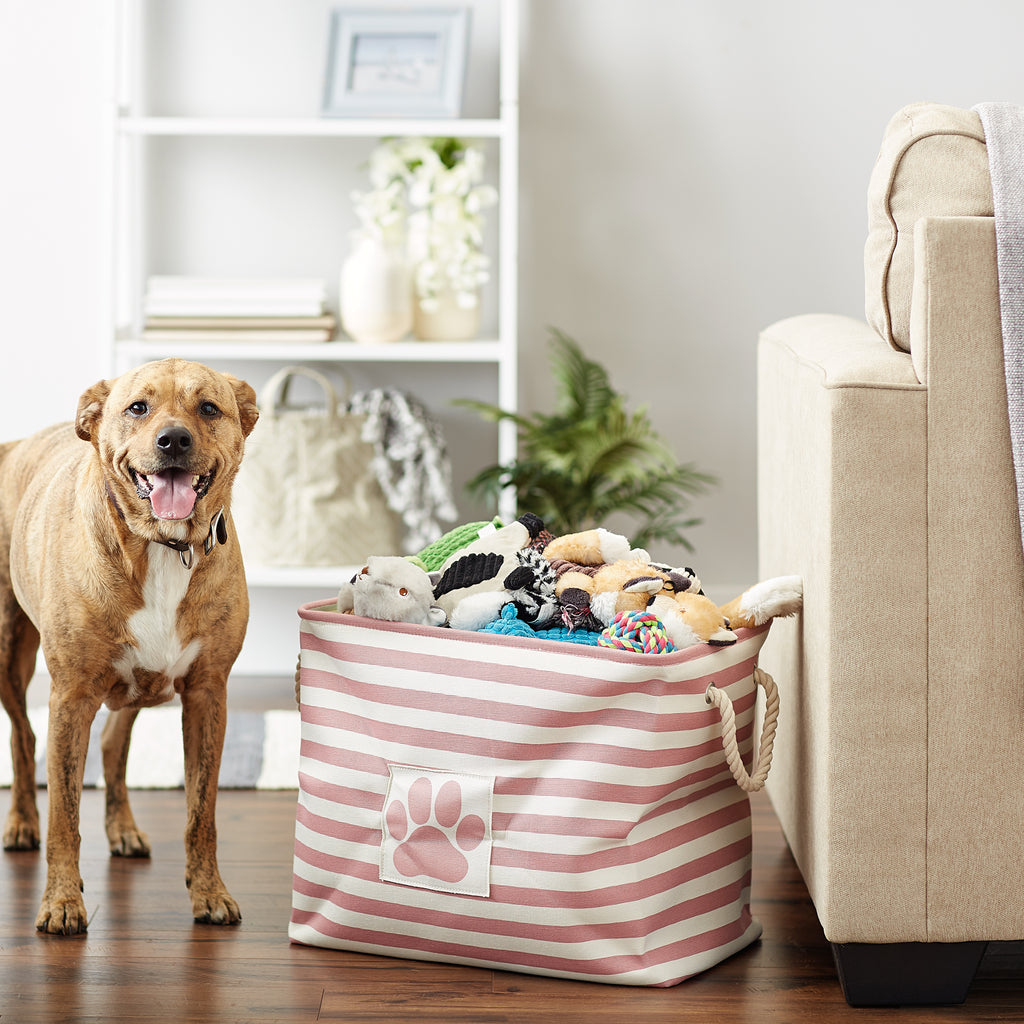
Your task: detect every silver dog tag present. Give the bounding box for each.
[205,508,226,556]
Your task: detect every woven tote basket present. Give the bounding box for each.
[289,600,779,987]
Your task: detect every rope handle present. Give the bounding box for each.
[705,667,779,793]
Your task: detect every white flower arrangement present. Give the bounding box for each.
[353,137,498,312]
[350,179,407,245]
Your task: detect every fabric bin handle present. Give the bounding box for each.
[705,667,779,793]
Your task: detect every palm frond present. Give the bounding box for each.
[547,329,616,421]
[451,398,534,431]
[457,328,717,551]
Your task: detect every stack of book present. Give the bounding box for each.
[141,277,336,343]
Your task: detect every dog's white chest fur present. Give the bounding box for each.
[114,543,202,698]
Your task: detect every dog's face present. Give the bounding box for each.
[75,359,258,542]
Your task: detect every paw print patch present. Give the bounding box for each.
[380,766,494,897]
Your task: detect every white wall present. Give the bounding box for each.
[517,0,1024,598]
[0,3,112,432]
[3,1,1024,672]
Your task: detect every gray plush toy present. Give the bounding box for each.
[336,556,446,627]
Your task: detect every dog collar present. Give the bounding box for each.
[158,508,228,570]
[105,483,227,569]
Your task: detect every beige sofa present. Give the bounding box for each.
[757,103,1024,1006]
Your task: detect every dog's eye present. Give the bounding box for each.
[399,588,408,597]
[126,401,148,418]
[199,401,221,418]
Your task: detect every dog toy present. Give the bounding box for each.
[500,548,559,626]
[337,556,446,627]
[649,590,738,648]
[555,558,674,631]
[432,512,546,620]
[543,527,650,568]
[650,574,804,649]
[479,602,601,646]
[410,516,503,572]
[598,610,677,654]
[718,574,804,628]
[650,563,703,597]
[449,547,559,632]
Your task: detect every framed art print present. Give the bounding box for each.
[322,7,471,118]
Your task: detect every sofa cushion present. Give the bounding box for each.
[864,102,992,352]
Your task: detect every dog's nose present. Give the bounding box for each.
[155,425,193,456]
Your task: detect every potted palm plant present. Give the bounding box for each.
[457,329,715,551]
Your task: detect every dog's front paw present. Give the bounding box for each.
[36,888,89,935]
[190,887,242,926]
[3,810,41,851]
[107,826,151,858]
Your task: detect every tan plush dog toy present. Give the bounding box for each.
[651,574,803,648]
[555,558,675,632]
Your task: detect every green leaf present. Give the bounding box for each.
[456,327,716,550]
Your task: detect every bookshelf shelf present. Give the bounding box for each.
[116,338,507,364]
[119,116,507,139]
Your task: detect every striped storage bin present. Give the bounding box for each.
[289,600,779,987]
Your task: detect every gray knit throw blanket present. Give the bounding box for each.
[975,102,1024,554]
[348,388,458,552]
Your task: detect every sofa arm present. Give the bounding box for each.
[757,313,929,943]
[759,313,923,387]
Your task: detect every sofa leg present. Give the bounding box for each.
[831,941,987,1006]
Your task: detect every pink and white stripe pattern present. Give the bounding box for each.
[290,601,770,986]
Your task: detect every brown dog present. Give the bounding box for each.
[0,358,258,934]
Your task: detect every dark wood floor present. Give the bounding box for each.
[1,789,1022,1023]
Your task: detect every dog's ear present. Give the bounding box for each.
[76,379,111,442]
[226,375,259,438]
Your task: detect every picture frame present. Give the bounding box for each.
[322,7,471,119]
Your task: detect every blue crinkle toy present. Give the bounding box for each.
[480,603,600,645]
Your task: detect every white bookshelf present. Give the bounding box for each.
[105,0,519,612]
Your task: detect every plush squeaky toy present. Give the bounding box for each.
[410,516,503,572]
[648,590,738,647]
[543,527,650,570]
[336,556,446,627]
[650,574,804,649]
[554,557,684,632]
[449,547,560,632]
[718,574,804,629]
[432,512,546,621]
[556,561,661,630]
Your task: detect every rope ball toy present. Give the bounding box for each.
[599,610,677,654]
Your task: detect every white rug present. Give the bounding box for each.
[0,707,300,790]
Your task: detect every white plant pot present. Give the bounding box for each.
[339,237,413,345]
[413,288,482,341]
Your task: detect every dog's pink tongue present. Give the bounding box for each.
[148,469,197,520]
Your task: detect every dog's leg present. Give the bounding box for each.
[36,689,103,935]
[101,707,151,857]
[0,604,42,851]
[180,680,241,925]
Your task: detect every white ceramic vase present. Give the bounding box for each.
[339,237,413,345]
[412,287,482,342]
